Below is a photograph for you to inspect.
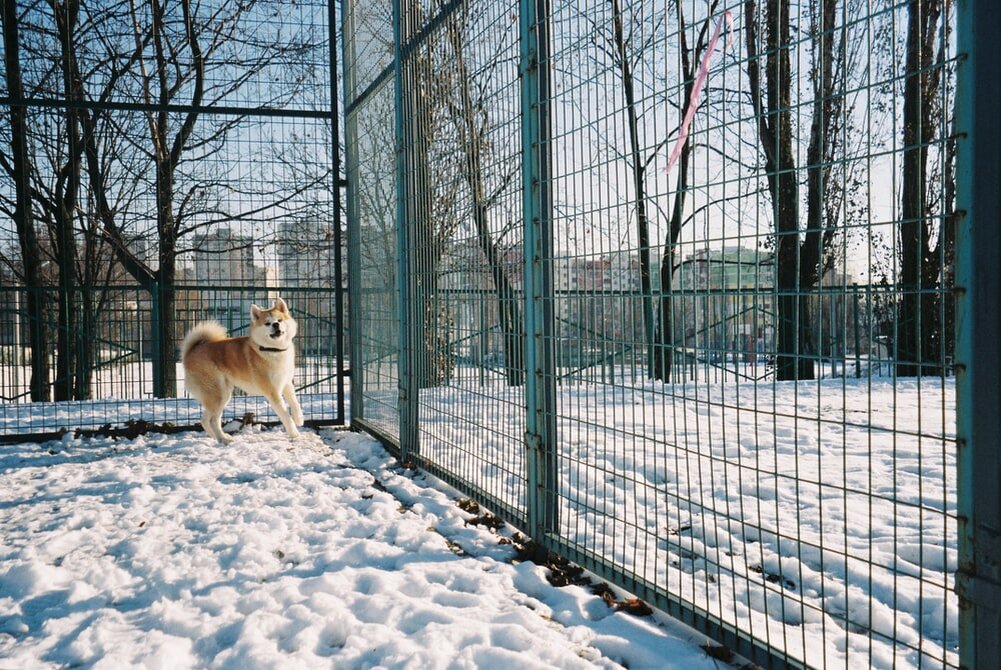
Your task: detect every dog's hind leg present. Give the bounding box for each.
[201,410,232,444]
[207,409,233,444]
[283,383,304,427]
[200,384,233,443]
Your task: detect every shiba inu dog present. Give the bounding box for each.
[181,298,303,443]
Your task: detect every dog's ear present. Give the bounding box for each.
[274,297,289,314]
[250,304,264,322]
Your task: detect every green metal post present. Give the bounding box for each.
[342,0,363,428]
[329,0,346,425]
[394,0,419,461]
[520,0,556,542]
[956,0,1001,666]
[150,280,162,398]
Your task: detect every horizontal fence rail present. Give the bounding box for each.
[343,0,990,667]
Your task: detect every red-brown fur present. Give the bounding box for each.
[182,298,302,443]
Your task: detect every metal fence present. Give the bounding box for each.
[0,285,345,439]
[0,0,346,439]
[3,0,997,666]
[345,0,998,668]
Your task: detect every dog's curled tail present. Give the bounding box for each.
[181,321,228,362]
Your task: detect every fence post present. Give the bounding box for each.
[520,0,556,543]
[329,0,347,426]
[150,279,163,398]
[393,0,419,463]
[341,0,364,429]
[955,0,1001,666]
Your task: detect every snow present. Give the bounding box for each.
[414,373,959,669]
[0,426,722,670]
[0,373,959,669]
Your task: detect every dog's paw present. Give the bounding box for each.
[217,434,234,444]
[292,410,304,427]
[286,427,301,440]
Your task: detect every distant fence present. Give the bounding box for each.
[0,285,346,440]
[345,0,997,667]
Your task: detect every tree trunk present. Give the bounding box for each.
[153,262,178,397]
[897,0,944,377]
[53,0,84,400]
[610,0,655,378]
[154,159,178,397]
[76,276,96,400]
[770,0,812,380]
[653,132,690,381]
[2,1,51,401]
[746,0,813,381]
[409,35,454,389]
[147,0,201,398]
[802,0,836,292]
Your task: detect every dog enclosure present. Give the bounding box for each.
[2,0,1000,667]
[344,0,998,668]
[0,1,347,439]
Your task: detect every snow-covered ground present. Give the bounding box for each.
[0,368,959,669]
[415,373,959,669]
[0,426,723,670]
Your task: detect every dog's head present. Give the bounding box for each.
[249,297,297,350]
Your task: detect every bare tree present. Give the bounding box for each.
[46,0,84,400]
[1,0,51,401]
[588,1,739,381]
[84,0,325,396]
[652,0,722,381]
[443,6,524,386]
[401,1,459,388]
[745,0,846,381]
[746,0,804,380]
[3,0,330,400]
[3,0,150,400]
[896,0,953,377]
[606,0,657,377]
[802,0,839,303]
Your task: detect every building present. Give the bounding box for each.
[674,247,776,360]
[190,227,274,332]
[277,219,343,355]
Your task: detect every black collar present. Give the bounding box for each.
[258,345,289,353]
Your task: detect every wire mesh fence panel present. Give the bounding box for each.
[0,285,343,437]
[346,0,964,667]
[344,0,401,442]
[541,1,958,667]
[345,0,530,519]
[404,0,530,522]
[0,1,346,439]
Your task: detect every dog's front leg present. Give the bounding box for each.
[264,389,301,439]
[283,383,304,427]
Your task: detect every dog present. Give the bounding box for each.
[181,297,303,443]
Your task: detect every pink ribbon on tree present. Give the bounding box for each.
[665,10,734,175]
